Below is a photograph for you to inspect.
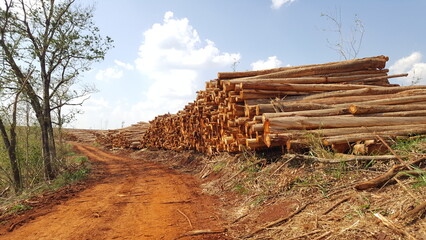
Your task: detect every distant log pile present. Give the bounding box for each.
[139,55,426,154]
[96,122,149,149]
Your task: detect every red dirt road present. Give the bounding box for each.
[0,144,227,240]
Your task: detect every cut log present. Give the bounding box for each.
[217,55,388,79]
[264,116,426,132]
[362,110,426,117]
[323,127,426,145]
[333,94,426,107]
[239,90,311,100]
[349,104,426,115]
[303,85,426,100]
[264,124,426,147]
[240,83,382,92]
[252,56,388,79]
[256,103,331,115]
[262,107,349,121]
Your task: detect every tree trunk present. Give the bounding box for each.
[0,119,22,193]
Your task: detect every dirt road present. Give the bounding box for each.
[0,144,227,240]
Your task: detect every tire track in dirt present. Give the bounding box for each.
[0,143,227,240]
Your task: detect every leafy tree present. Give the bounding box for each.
[0,0,112,180]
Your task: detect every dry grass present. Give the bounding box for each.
[130,136,426,240]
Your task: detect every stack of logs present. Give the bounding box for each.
[140,55,426,154]
[96,122,149,149]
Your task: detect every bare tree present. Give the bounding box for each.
[321,8,365,60]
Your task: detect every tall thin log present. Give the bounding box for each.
[264,116,426,132]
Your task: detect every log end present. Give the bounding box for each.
[349,105,358,114]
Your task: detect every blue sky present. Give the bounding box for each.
[71,0,426,129]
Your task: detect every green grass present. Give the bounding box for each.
[212,162,226,173]
[392,136,426,154]
[10,204,32,213]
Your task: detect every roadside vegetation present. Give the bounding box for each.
[0,0,110,215]
[136,134,426,239]
[0,126,91,216]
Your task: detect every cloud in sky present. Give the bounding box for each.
[389,52,426,85]
[271,0,297,9]
[75,11,241,129]
[132,11,240,121]
[251,56,282,70]
[114,60,134,70]
[95,67,123,81]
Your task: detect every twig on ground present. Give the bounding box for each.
[287,230,323,240]
[231,213,249,224]
[374,213,417,240]
[402,201,426,223]
[312,231,332,240]
[376,135,405,165]
[223,158,264,186]
[270,155,296,176]
[242,202,311,238]
[322,195,352,215]
[289,153,399,164]
[177,209,193,229]
[355,157,426,190]
[0,186,10,197]
[174,229,227,240]
[393,177,417,200]
[338,220,360,234]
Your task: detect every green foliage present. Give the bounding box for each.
[392,136,426,155]
[400,168,426,189]
[304,133,335,159]
[212,162,226,173]
[233,184,249,194]
[10,204,32,213]
[293,174,331,197]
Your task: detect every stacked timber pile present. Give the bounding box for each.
[140,55,426,154]
[63,129,107,143]
[96,122,149,149]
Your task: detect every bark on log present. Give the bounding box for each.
[264,116,426,132]
[251,56,388,79]
[349,104,426,115]
[262,107,349,121]
[323,127,426,145]
[217,55,388,79]
[303,85,426,100]
[240,83,382,92]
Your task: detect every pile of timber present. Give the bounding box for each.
[96,122,149,149]
[140,55,426,154]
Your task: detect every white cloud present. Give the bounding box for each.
[71,11,240,129]
[114,60,134,70]
[271,0,297,9]
[133,11,240,121]
[389,52,426,85]
[95,67,123,81]
[251,56,282,70]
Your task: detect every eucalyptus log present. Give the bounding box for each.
[252,55,388,79]
[350,104,426,114]
[264,116,426,132]
[217,55,388,79]
[240,83,381,91]
[303,85,426,100]
[323,127,426,145]
[262,107,349,121]
[256,103,331,115]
